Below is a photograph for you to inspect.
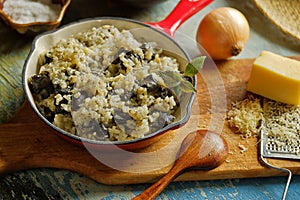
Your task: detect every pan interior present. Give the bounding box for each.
[23,17,195,145]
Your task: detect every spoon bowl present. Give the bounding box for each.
[133,130,229,200]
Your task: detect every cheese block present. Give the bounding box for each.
[247,51,300,105]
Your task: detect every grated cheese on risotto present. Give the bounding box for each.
[28,25,184,142]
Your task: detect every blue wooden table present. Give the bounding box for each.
[0,0,299,199]
[1,169,300,199]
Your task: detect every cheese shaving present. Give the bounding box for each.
[227,95,300,153]
[238,143,248,153]
[227,95,263,139]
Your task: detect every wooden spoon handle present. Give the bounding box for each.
[132,166,182,200]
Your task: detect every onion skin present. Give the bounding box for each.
[196,7,250,60]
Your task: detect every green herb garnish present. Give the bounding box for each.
[184,56,206,77]
[158,56,206,97]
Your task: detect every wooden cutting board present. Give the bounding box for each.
[1,58,300,185]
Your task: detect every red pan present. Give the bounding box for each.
[23,0,213,150]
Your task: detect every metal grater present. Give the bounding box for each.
[260,98,300,160]
[258,98,300,200]
[259,126,299,200]
[260,132,300,160]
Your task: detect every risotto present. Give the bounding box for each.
[28,25,184,142]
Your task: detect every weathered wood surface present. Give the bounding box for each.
[1,169,299,200]
[1,0,300,199]
[1,58,300,185]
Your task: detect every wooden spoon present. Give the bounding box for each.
[132,130,229,200]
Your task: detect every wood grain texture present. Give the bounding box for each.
[133,130,229,200]
[1,58,300,185]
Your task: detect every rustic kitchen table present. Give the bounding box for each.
[1,0,300,199]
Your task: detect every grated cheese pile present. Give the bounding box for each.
[227,96,263,139]
[228,95,300,148]
[2,0,61,24]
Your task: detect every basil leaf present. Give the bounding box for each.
[158,71,182,88]
[184,56,206,77]
[157,56,205,95]
[179,80,196,93]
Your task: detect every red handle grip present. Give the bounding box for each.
[147,0,213,36]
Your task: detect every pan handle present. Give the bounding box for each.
[147,0,213,36]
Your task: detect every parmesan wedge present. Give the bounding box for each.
[247,51,300,105]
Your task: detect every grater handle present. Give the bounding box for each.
[259,155,292,200]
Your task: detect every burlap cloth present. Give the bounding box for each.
[253,0,300,40]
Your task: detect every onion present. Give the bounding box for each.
[196,7,250,60]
